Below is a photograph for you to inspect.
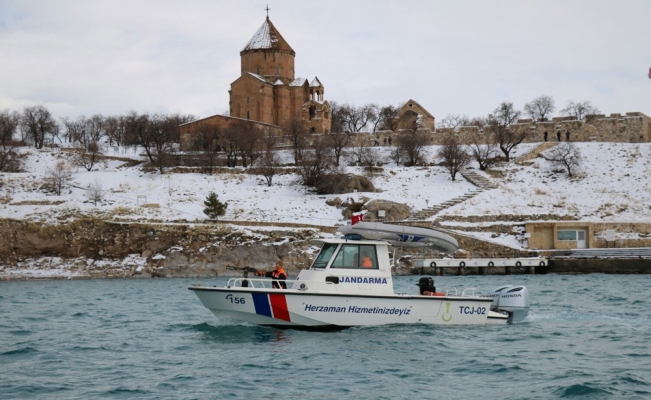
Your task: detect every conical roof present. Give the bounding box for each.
[242,17,294,53]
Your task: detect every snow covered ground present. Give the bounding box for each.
[439,142,651,223]
[1,141,650,278]
[1,142,649,228]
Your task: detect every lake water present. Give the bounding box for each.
[1,274,650,399]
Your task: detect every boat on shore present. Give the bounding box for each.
[189,224,530,330]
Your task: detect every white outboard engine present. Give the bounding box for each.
[487,285,530,323]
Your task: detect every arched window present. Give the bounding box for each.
[246,111,250,120]
[276,66,280,76]
[256,66,260,75]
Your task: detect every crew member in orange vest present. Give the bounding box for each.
[256,260,287,289]
[362,252,373,268]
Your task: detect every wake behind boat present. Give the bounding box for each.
[189,223,530,330]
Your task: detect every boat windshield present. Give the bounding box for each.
[311,243,339,268]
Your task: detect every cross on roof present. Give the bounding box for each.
[265,4,270,17]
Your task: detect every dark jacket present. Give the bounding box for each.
[265,268,287,289]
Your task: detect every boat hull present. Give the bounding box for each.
[189,287,507,328]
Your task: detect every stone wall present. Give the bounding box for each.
[433,112,650,145]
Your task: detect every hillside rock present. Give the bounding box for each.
[0,218,320,278]
[364,199,411,221]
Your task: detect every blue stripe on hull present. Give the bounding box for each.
[252,293,272,317]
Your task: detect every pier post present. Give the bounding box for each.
[435,267,441,276]
[479,267,485,276]
[505,266,512,275]
[527,266,535,274]
[458,266,465,276]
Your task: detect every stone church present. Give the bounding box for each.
[180,16,331,149]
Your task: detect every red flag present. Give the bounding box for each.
[351,213,364,225]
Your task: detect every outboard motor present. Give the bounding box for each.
[487,285,530,323]
[417,277,436,295]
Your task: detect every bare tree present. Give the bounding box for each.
[73,141,103,171]
[349,135,373,166]
[524,95,555,122]
[327,132,349,167]
[0,148,20,172]
[150,115,178,173]
[86,178,104,206]
[298,136,339,193]
[104,115,130,146]
[560,101,600,121]
[360,147,381,167]
[21,105,59,148]
[377,104,401,131]
[492,102,522,127]
[548,142,581,177]
[487,103,527,162]
[391,127,430,167]
[61,116,86,145]
[191,121,222,173]
[126,113,177,173]
[341,104,376,133]
[367,104,383,134]
[329,101,347,134]
[255,135,281,186]
[283,116,308,164]
[469,132,499,171]
[437,132,471,181]
[0,109,20,149]
[221,123,240,168]
[468,116,488,130]
[45,161,72,195]
[124,111,150,155]
[160,113,194,143]
[237,123,262,168]
[85,114,105,144]
[437,114,471,130]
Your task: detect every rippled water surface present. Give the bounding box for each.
[1,274,650,399]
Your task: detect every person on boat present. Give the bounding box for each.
[255,260,287,289]
[361,252,374,268]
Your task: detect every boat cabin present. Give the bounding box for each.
[293,238,395,296]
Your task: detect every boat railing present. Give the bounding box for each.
[226,278,340,292]
[226,278,288,289]
[431,287,477,297]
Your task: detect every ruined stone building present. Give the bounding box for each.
[180,16,331,150]
[394,100,435,131]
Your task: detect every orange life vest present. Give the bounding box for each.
[272,267,286,279]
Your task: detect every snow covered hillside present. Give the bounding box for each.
[1,142,649,228]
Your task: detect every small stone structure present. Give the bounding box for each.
[526,221,651,250]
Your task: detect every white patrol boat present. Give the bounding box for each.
[189,226,530,330]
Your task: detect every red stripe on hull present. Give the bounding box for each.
[269,293,291,322]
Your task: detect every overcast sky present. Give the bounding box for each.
[1,0,650,122]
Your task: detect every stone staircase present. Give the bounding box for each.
[405,189,484,221]
[405,167,500,222]
[515,142,558,164]
[459,169,498,189]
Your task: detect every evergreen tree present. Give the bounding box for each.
[203,191,228,220]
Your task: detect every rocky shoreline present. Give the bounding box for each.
[2,218,649,281]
